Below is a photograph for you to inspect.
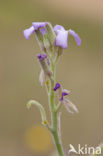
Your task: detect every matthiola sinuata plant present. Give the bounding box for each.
[23,22,81,156]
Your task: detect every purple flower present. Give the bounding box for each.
[54,83,78,114]
[54,83,70,101]
[37,54,47,61]
[54,24,81,49]
[60,91,69,101]
[23,22,47,40]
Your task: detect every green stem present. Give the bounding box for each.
[49,61,64,156]
[52,111,64,156]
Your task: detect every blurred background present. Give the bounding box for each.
[0,0,103,155]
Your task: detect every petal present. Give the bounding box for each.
[54,83,61,91]
[63,89,71,95]
[32,22,47,30]
[56,30,69,49]
[61,89,70,101]
[68,29,81,46]
[54,25,65,34]
[23,26,35,40]
[37,53,47,61]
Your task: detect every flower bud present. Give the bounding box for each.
[27,100,47,125]
[35,30,46,52]
[46,23,56,46]
[37,54,52,78]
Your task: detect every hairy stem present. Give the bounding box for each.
[49,61,64,156]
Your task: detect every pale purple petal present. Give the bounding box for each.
[69,29,81,46]
[23,26,35,40]
[54,25,65,34]
[56,30,69,49]
[32,22,47,31]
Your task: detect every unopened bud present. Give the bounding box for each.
[46,23,56,46]
[27,100,47,125]
[37,54,52,77]
[35,30,46,52]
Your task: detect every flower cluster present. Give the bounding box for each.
[54,83,78,114]
[24,21,81,156]
[23,21,81,114]
[24,22,81,49]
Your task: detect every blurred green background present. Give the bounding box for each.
[0,0,103,155]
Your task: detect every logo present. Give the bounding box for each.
[68,144,101,155]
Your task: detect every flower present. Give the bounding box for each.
[54,83,70,101]
[23,22,47,40]
[54,83,78,114]
[54,25,81,49]
[24,22,81,51]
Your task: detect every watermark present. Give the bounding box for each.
[68,144,101,155]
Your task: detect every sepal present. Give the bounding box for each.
[35,30,46,51]
[46,23,56,46]
[43,33,51,50]
[39,70,46,86]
